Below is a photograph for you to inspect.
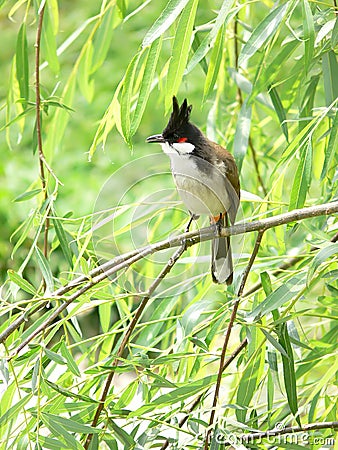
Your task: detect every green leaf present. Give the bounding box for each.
[239,3,289,67]
[261,329,288,358]
[260,271,272,296]
[34,245,54,292]
[186,0,235,74]
[41,413,85,449]
[16,23,29,107]
[203,24,225,102]
[321,109,338,180]
[165,0,198,110]
[236,329,265,423]
[7,269,36,295]
[42,412,100,434]
[248,274,305,320]
[109,419,136,447]
[130,37,162,136]
[278,323,300,425]
[129,375,215,417]
[233,99,252,174]
[322,50,338,108]
[268,85,288,142]
[251,39,300,98]
[11,210,36,258]
[307,243,338,284]
[289,140,312,210]
[52,216,73,267]
[120,50,145,147]
[44,379,97,403]
[92,6,116,72]
[45,347,67,365]
[302,0,314,73]
[114,380,138,409]
[41,4,60,74]
[98,302,111,334]
[59,342,81,376]
[332,17,338,48]
[299,75,319,133]
[142,0,190,48]
[13,188,42,202]
[77,41,94,102]
[45,73,76,155]
[0,394,33,427]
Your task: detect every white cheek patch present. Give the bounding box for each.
[160,142,175,155]
[172,141,195,154]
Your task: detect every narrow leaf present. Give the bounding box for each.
[52,216,73,267]
[307,243,338,284]
[278,323,300,425]
[165,0,198,110]
[45,348,67,365]
[41,5,60,74]
[186,0,235,74]
[248,274,305,320]
[289,141,312,210]
[92,6,116,72]
[130,37,162,136]
[322,50,338,107]
[78,41,94,102]
[233,99,252,174]
[16,23,29,107]
[0,394,33,427]
[142,0,190,48]
[8,270,36,295]
[239,3,289,67]
[332,17,338,48]
[302,0,314,73]
[14,188,42,202]
[34,245,54,292]
[59,342,81,376]
[268,85,289,142]
[120,50,144,147]
[321,109,338,180]
[203,24,225,102]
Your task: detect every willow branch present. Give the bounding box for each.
[83,240,188,449]
[3,201,338,352]
[204,230,265,449]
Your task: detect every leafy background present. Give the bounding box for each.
[0,0,337,449]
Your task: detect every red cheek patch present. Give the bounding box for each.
[178,137,187,142]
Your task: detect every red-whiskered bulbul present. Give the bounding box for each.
[147,96,240,285]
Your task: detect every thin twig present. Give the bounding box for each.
[249,136,268,196]
[35,4,49,258]
[204,230,264,449]
[224,421,338,445]
[83,240,189,449]
[3,201,338,350]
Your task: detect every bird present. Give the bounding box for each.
[146,96,240,285]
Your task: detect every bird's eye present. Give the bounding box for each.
[173,133,179,140]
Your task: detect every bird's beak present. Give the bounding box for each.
[146,134,165,143]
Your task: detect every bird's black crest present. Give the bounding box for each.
[163,96,192,136]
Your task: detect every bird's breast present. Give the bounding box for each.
[168,153,232,217]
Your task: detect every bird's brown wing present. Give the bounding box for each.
[212,143,240,224]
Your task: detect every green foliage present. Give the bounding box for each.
[0,0,337,449]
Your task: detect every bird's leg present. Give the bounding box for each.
[210,213,223,236]
[185,213,198,233]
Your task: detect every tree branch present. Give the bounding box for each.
[204,230,264,449]
[83,240,189,449]
[3,201,338,353]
